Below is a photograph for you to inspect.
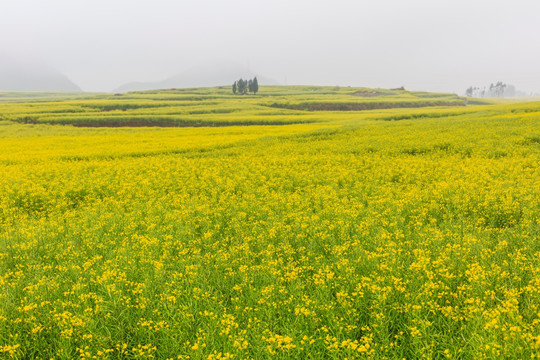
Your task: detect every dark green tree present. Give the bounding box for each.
[232,81,237,94]
[252,77,259,94]
[237,78,247,94]
[248,79,253,94]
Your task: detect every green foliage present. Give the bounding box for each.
[234,78,258,95]
[236,78,248,95]
[253,77,259,94]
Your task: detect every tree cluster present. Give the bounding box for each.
[233,77,258,95]
[466,82,516,98]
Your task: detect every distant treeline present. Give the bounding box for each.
[233,77,258,95]
[465,82,532,98]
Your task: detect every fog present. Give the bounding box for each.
[1,0,540,94]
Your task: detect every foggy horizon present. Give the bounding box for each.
[1,0,540,94]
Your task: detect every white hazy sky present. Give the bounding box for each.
[1,0,539,93]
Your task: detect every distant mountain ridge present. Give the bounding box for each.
[114,63,278,93]
[0,55,81,92]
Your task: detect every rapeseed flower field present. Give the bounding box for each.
[0,86,539,359]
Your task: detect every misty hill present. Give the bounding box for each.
[0,55,81,92]
[114,63,278,93]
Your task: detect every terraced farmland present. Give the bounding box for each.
[0,86,539,359]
